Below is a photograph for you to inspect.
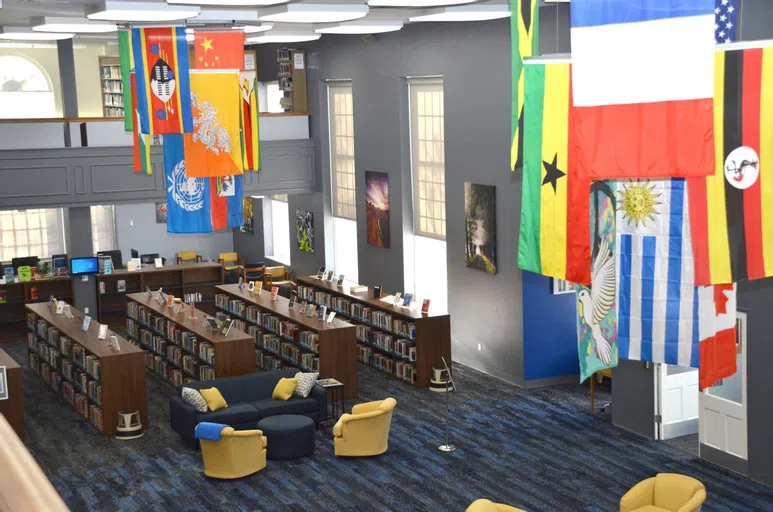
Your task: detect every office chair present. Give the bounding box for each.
[97,250,123,270]
[141,253,166,265]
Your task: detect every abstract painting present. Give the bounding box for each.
[241,197,254,234]
[464,182,497,274]
[366,171,390,248]
[155,202,168,224]
[296,209,314,253]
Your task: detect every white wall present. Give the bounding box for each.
[0,47,63,116]
[115,202,234,264]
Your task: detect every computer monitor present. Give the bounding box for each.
[140,253,159,265]
[97,250,123,270]
[131,248,139,259]
[70,257,99,275]
[51,254,68,269]
[12,256,39,273]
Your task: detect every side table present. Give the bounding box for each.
[317,378,344,423]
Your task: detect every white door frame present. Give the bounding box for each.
[656,363,700,440]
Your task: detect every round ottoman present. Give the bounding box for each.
[258,415,316,460]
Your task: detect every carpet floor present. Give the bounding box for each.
[4,339,773,512]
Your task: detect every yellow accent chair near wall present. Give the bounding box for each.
[218,252,244,283]
[620,473,706,512]
[199,427,267,479]
[466,499,526,512]
[263,265,295,290]
[176,250,202,264]
[333,398,396,457]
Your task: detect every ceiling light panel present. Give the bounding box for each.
[315,19,403,34]
[169,0,287,5]
[369,0,475,7]
[87,1,201,22]
[259,4,369,24]
[0,28,75,41]
[409,4,511,22]
[31,17,118,34]
[234,23,275,33]
[246,30,321,43]
[193,9,261,22]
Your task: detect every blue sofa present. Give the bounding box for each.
[169,370,327,449]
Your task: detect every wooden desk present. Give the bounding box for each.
[0,349,23,440]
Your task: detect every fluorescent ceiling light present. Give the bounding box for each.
[259,4,368,24]
[246,30,321,43]
[87,1,200,22]
[369,0,475,7]
[0,42,59,49]
[31,17,117,34]
[234,23,274,33]
[316,19,403,34]
[409,4,510,22]
[169,0,286,5]
[194,9,261,22]
[0,28,74,41]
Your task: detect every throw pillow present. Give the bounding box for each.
[272,378,298,400]
[181,387,208,413]
[293,372,319,398]
[199,387,228,411]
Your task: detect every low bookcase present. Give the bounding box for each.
[296,276,451,388]
[25,302,147,436]
[97,263,223,330]
[126,292,255,387]
[0,277,73,342]
[214,284,358,399]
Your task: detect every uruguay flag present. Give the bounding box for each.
[570,1,716,180]
[163,134,213,234]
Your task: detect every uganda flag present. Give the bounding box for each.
[688,46,773,285]
[510,0,538,172]
[517,62,591,285]
[118,30,134,132]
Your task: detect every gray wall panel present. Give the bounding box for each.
[67,207,98,316]
[233,198,265,266]
[0,163,70,199]
[612,359,656,440]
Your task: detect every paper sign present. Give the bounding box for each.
[56,301,65,315]
[294,52,304,70]
[154,257,163,269]
[98,324,108,340]
[326,311,337,324]
[81,316,91,331]
[270,286,279,301]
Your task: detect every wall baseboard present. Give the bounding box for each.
[522,374,580,389]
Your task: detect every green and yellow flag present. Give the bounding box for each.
[117,30,134,132]
[510,0,539,172]
[517,62,591,285]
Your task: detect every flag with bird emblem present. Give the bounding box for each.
[517,61,591,285]
[576,181,618,383]
[688,46,773,285]
[131,27,193,135]
[118,30,134,132]
[240,70,261,171]
[510,0,538,172]
[193,31,244,70]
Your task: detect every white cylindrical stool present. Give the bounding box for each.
[116,409,144,440]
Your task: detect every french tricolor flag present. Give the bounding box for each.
[570,0,716,180]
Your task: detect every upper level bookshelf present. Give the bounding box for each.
[296,276,451,388]
[25,302,147,436]
[0,277,73,342]
[97,263,222,330]
[99,56,124,119]
[126,292,255,387]
[215,283,358,399]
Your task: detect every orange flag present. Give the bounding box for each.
[194,31,244,70]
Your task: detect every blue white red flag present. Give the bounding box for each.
[163,134,212,234]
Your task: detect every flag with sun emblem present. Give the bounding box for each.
[131,27,193,135]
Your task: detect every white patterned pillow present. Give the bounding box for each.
[293,372,319,398]
[181,387,208,413]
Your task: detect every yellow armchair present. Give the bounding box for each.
[218,252,244,282]
[620,473,706,512]
[199,427,267,479]
[176,250,202,264]
[466,499,526,512]
[333,398,396,457]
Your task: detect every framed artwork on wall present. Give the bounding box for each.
[464,182,497,274]
[241,197,254,234]
[296,209,315,253]
[365,171,391,248]
[552,278,575,295]
[155,202,168,224]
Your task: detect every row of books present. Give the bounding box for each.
[300,353,319,372]
[58,380,103,431]
[355,325,416,360]
[38,357,61,391]
[88,380,102,406]
[299,331,319,353]
[357,344,417,383]
[256,351,284,372]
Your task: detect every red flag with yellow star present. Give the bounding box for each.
[194,31,244,70]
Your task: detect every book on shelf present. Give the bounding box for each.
[350,285,368,293]
[305,304,316,318]
[0,290,6,303]
[393,292,402,305]
[117,280,126,292]
[4,267,14,282]
[317,378,342,388]
[270,286,279,301]
[422,299,431,314]
[219,319,234,337]
[288,290,297,309]
[30,287,38,300]
[326,271,334,282]
[81,316,91,331]
[402,293,413,307]
[99,281,106,294]
[326,311,337,324]
[337,274,345,286]
[317,305,327,322]
[316,267,325,279]
[373,285,381,298]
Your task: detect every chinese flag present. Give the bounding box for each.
[193,32,244,70]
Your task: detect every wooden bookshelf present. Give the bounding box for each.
[296,276,451,388]
[0,277,74,343]
[99,56,124,118]
[97,263,222,330]
[215,284,358,399]
[25,302,147,436]
[0,349,23,440]
[126,292,255,387]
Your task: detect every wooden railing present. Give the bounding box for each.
[0,112,311,123]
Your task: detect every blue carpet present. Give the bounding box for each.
[4,339,773,512]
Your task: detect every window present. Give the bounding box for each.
[0,55,56,119]
[90,205,117,253]
[408,78,447,314]
[409,78,446,239]
[327,81,359,283]
[264,194,291,265]
[0,208,66,261]
[258,81,284,113]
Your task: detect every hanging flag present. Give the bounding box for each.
[688,46,773,285]
[569,0,716,179]
[714,0,738,43]
[210,175,244,230]
[130,73,151,174]
[240,70,261,171]
[517,61,591,285]
[184,71,244,178]
[193,31,244,70]
[510,0,539,172]
[576,181,618,383]
[699,283,737,389]
[164,134,212,234]
[131,26,193,135]
[118,30,134,132]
